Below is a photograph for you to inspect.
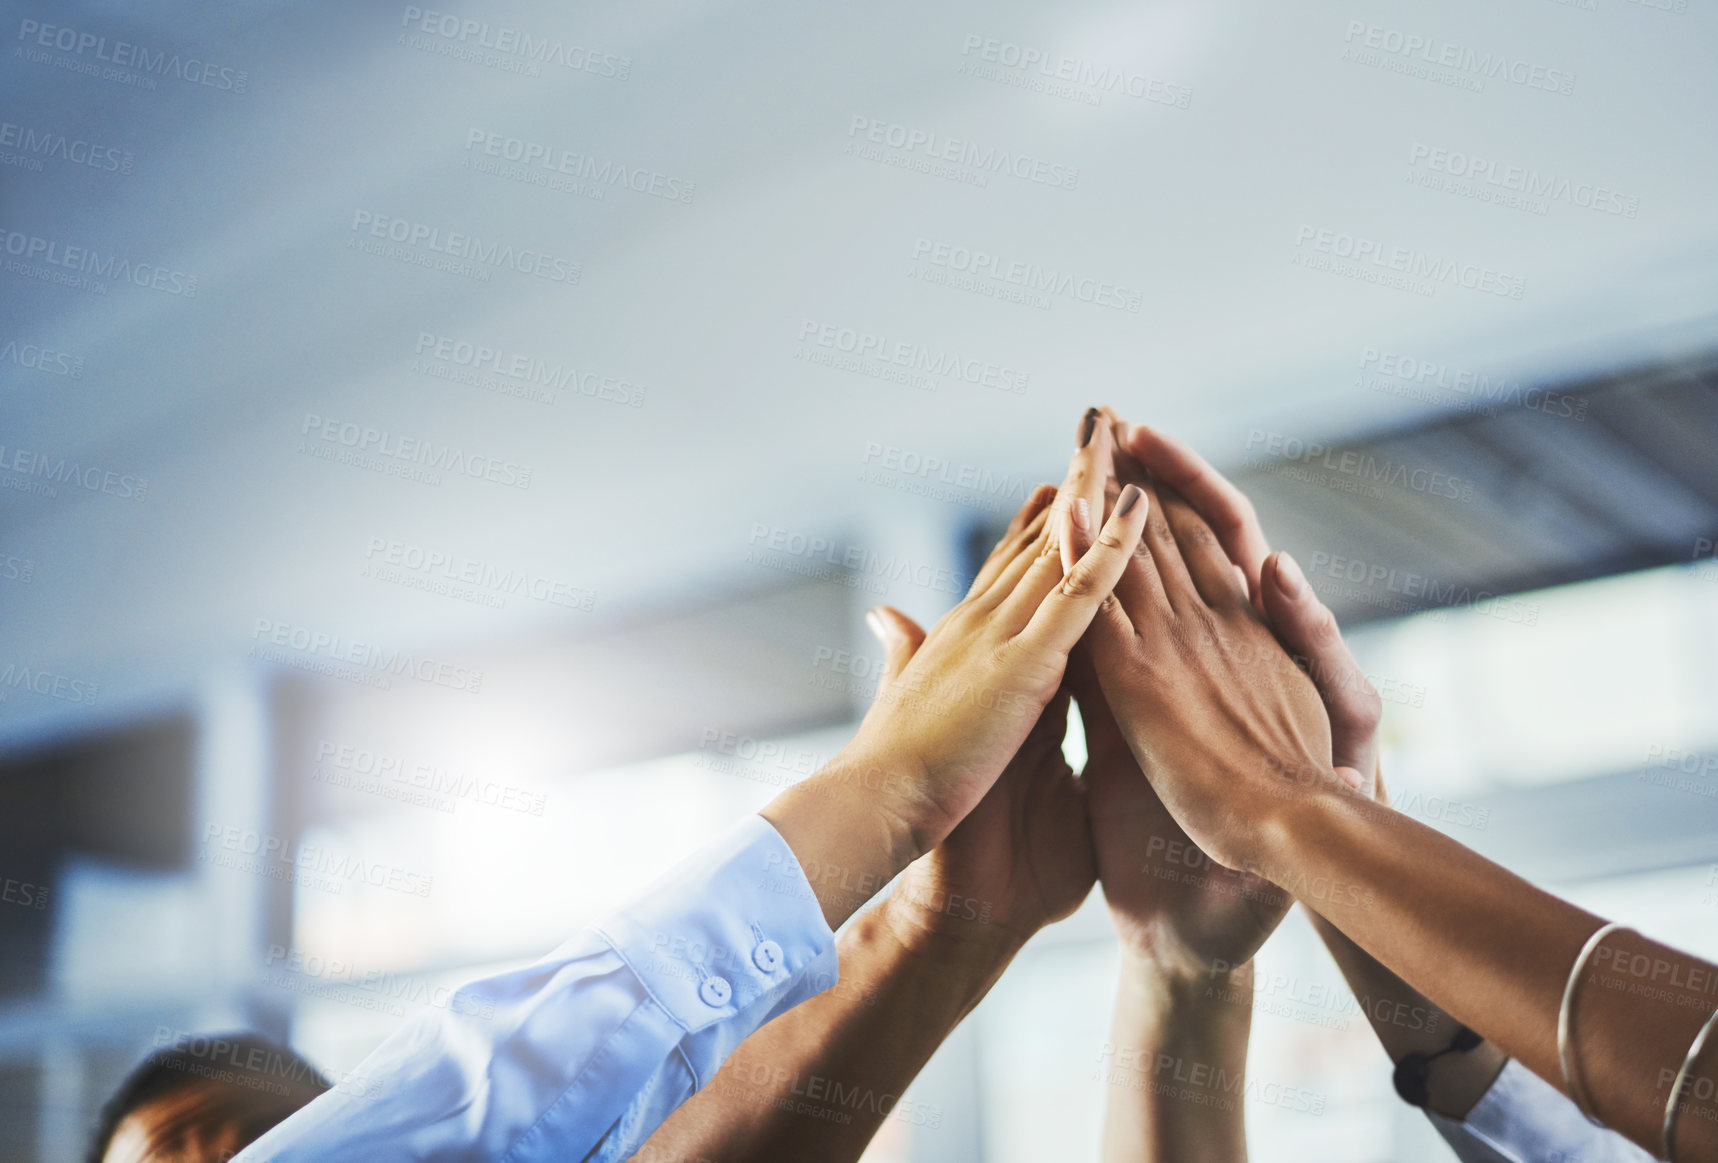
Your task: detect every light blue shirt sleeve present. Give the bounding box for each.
[237,814,839,1163]
[1425,1059,1657,1163]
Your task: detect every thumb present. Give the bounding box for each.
[865,606,925,703]
[1262,551,1382,779]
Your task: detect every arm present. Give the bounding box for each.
[1097,419,1718,1160]
[241,461,1148,1163]
[1133,425,1506,1117]
[1101,957,1254,1163]
[1076,654,1269,1163]
[1307,876,1506,1120]
[639,440,1106,1163]
[640,676,1090,1162]
[1122,420,1664,1162]
[1058,417,1290,1163]
[633,903,1018,1163]
[1257,754,1717,1157]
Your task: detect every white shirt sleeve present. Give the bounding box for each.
[1424,1059,1657,1163]
[236,813,839,1163]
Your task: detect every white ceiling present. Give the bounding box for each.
[3,0,1716,747]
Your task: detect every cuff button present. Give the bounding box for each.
[752,939,784,973]
[699,976,732,1007]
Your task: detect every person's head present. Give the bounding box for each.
[87,1032,328,1163]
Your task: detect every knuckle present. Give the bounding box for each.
[1060,565,1104,599]
[1307,605,1341,645]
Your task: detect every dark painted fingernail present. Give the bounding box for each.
[1079,408,1099,448]
[1117,483,1142,516]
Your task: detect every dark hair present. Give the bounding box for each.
[86,1032,329,1163]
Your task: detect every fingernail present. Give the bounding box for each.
[1276,552,1306,599]
[1337,766,1364,791]
[865,608,888,643]
[1071,496,1091,532]
[1117,484,1142,517]
[1079,407,1099,448]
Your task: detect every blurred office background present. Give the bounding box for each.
[3,0,1718,1159]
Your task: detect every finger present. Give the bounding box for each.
[990,444,1115,626]
[864,606,926,703]
[993,532,1069,634]
[1126,425,1272,609]
[1021,482,1148,656]
[1158,489,1249,609]
[1052,407,1117,574]
[1104,409,1149,487]
[1261,551,1382,776]
[1136,479,1201,613]
[998,456,1130,630]
[1082,583,1145,697]
[972,513,1054,612]
[1007,483,1058,540]
[1072,472,1168,621]
[967,485,1057,598]
[1098,407,1146,492]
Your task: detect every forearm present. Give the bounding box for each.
[1099,953,1252,1163]
[1263,789,1718,1155]
[635,894,1021,1163]
[760,745,929,929]
[1306,910,1505,1118]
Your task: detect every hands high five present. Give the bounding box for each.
[864,487,1097,955]
[820,403,1377,951]
[242,406,1718,1163]
[645,405,1717,1163]
[831,403,1382,967]
[761,438,1147,930]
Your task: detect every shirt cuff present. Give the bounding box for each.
[590,813,839,1085]
[1425,1058,1657,1163]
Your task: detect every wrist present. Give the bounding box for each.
[759,747,935,930]
[825,738,942,866]
[1119,943,1253,1001]
[877,887,1028,964]
[1247,769,1347,887]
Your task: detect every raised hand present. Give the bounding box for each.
[1075,475,1334,876]
[762,438,1147,927]
[1117,420,1381,789]
[1071,650,1289,979]
[831,436,1146,853]
[637,616,1095,1163]
[873,606,1095,950]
